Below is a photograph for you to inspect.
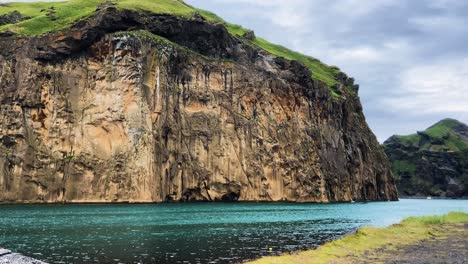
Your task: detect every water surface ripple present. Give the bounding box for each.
[0,199,467,263]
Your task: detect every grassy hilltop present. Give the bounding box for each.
[391,118,468,152]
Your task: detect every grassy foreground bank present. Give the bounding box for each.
[247,212,468,264]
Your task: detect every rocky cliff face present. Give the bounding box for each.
[384,119,468,198]
[0,5,397,203]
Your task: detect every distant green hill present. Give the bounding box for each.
[0,0,348,94]
[384,119,468,197]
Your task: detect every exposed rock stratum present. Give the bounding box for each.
[0,2,397,203]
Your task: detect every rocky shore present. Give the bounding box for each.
[0,248,46,264]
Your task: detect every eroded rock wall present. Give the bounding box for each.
[0,11,397,203]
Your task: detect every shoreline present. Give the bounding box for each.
[1,203,466,263]
[0,199,400,206]
[246,211,468,264]
[399,196,468,200]
[3,197,468,206]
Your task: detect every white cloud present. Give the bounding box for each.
[267,5,308,30]
[383,58,468,114]
[329,46,383,63]
[409,15,466,32]
[216,0,306,7]
[330,0,399,16]
[428,0,468,10]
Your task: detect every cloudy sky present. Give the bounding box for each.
[3,0,467,141]
[184,0,468,142]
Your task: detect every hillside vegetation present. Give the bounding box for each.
[384,118,468,197]
[393,118,468,152]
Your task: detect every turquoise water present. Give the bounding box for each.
[0,199,467,263]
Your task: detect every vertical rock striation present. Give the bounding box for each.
[0,7,397,203]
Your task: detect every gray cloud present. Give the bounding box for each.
[187,0,468,141]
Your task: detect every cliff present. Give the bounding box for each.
[0,0,397,203]
[384,119,468,197]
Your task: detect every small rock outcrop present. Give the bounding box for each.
[384,119,468,198]
[0,11,29,26]
[0,248,46,264]
[0,2,397,203]
[242,30,256,40]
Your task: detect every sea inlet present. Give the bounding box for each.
[1,199,467,263]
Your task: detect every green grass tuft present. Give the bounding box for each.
[251,37,340,89]
[117,0,195,17]
[402,211,468,225]
[0,0,104,35]
[394,134,420,147]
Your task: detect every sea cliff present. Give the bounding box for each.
[0,0,397,203]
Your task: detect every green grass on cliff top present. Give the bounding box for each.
[425,118,462,138]
[391,118,467,152]
[0,0,341,92]
[0,0,197,35]
[247,212,468,264]
[252,37,341,88]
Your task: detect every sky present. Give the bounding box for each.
[3,0,468,142]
